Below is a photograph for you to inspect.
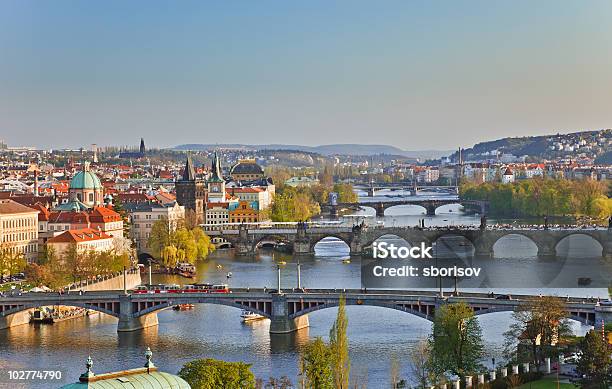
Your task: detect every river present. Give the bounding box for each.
[0,191,608,388]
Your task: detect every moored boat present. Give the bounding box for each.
[240,310,265,322]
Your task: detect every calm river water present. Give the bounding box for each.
[0,192,608,388]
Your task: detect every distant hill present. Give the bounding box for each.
[452,129,611,162]
[173,143,451,159]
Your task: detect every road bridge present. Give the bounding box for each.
[207,224,612,258]
[1,289,608,333]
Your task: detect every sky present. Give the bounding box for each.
[1,1,612,150]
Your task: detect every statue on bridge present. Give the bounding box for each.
[479,215,487,230]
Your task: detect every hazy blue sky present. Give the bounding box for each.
[1,1,612,150]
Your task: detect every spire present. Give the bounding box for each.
[183,155,196,181]
[211,151,223,181]
[140,138,146,154]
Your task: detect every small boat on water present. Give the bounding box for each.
[175,262,196,278]
[240,310,265,322]
[342,259,351,264]
[173,304,195,311]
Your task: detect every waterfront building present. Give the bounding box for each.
[47,227,114,256]
[230,159,265,181]
[175,155,206,224]
[0,199,39,262]
[125,201,185,253]
[229,200,261,224]
[230,186,273,210]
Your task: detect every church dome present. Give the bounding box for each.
[230,160,264,176]
[70,166,102,190]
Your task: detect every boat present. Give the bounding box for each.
[240,310,265,322]
[173,304,195,311]
[175,262,196,278]
[342,259,351,264]
[277,261,287,265]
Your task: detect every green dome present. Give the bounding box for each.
[70,170,102,190]
[59,371,191,388]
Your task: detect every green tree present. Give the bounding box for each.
[148,217,172,259]
[329,295,350,389]
[503,296,570,367]
[332,183,358,203]
[301,337,334,389]
[178,358,256,389]
[576,330,612,388]
[430,302,484,377]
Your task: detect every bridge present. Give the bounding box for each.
[352,183,459,197]
[1,289,609,334]
[324,198,486,217]
[207,224,612,258]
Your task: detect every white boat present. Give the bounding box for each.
[240,310,265,322]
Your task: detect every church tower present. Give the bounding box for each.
[175,155,205,224]
[207,151,226,203]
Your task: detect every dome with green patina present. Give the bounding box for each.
[70,170,102,190]
[59,370,190,389]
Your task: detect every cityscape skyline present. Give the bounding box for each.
[2,1,612,150]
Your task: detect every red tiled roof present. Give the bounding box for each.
[47,228,112,244]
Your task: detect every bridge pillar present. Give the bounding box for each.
[602,233,612,260]
[269,294,309,334]
[473,239,494,258]
[424,204,437,216]
[293,240,312,255]
[117,295,159,332]
[536,243,556,258]
[374,203,385,217]
[0,309,32,330]
[367,187,376,197]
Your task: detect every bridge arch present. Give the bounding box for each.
[288,300,435,322]
[492,233,539,258]
[431,233,476,257]
[252,235,291,251]
[554,233,604,257]
[1,301,119,318]
[132,299,272,319]
[383,204,427,216]
[311,235,351,255]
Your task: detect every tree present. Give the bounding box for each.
[148,217,172,259]
[301,337,334,389]
[430,302,484,377]
[329,296,350,389]
[408,339,432,389]
[0,242,27,278]
[332,184,358,204]
[178,358,256,389]
[503,296,570,367]
[576,330,612,387]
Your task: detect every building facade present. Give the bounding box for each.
[0,199,39,262]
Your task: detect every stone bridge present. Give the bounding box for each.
[323,198,479,217]
[1,289,608,334]
[209,225,612,258]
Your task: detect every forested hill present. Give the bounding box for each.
[453,129,611,162]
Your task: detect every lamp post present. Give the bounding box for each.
[148,259,152,286]
[277,265,281,294]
